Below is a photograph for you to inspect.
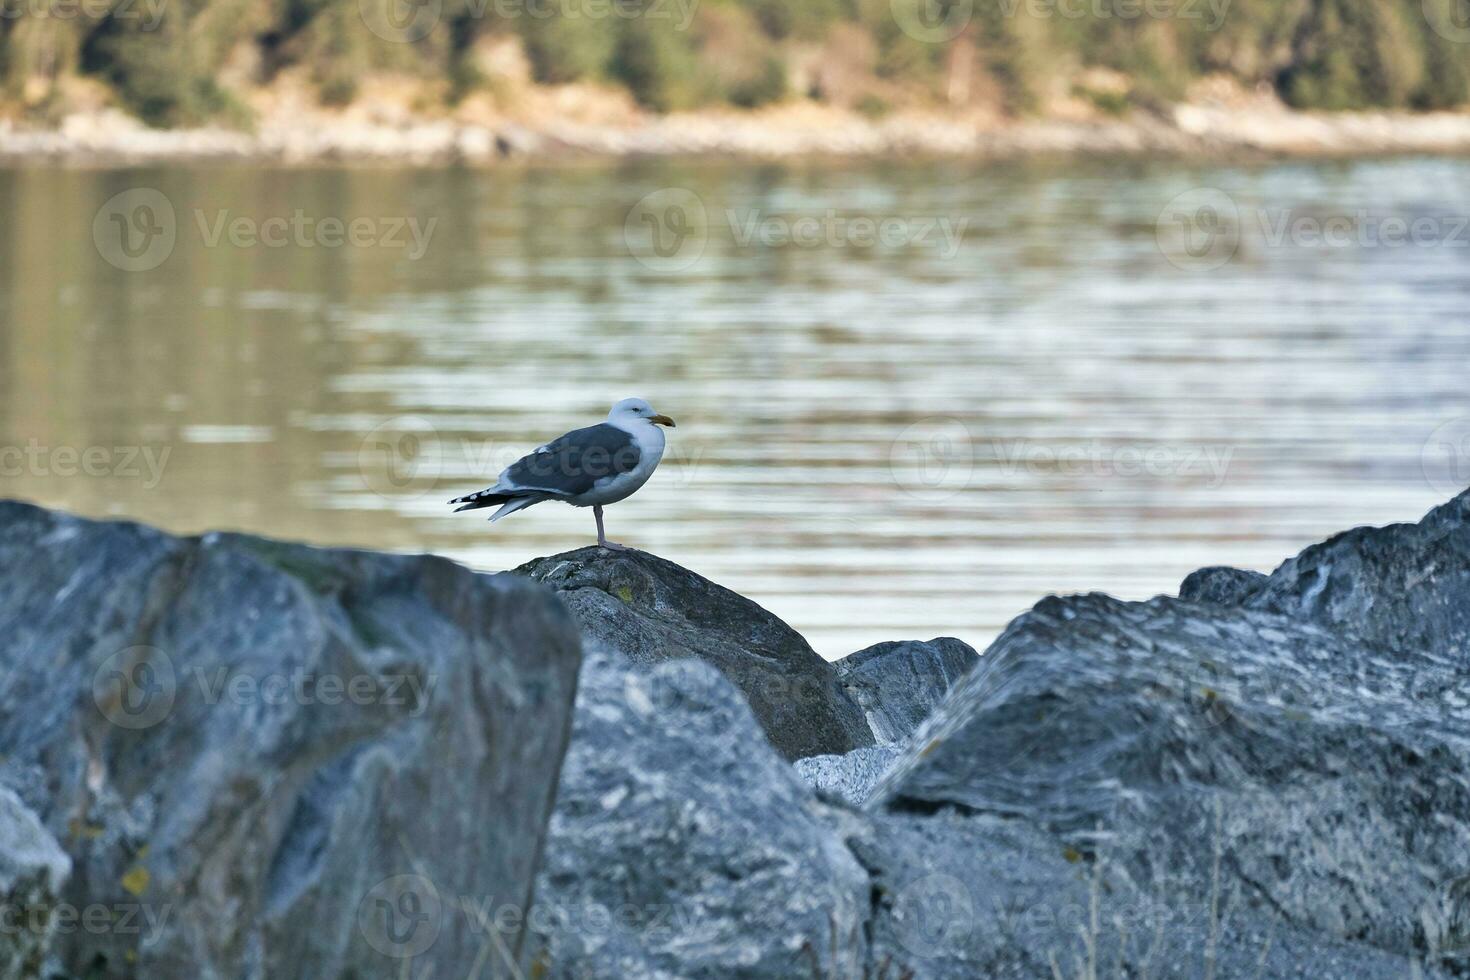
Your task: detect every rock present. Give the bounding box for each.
[0,787,71,980]
[844,809,1436,979]
[0,501,582,979]
[1178,565,1268,605]
[794,745,903,807]
[7,488,1470,978]
[834,637,978,744]
[869,493,1470,971]
[1247,490,1470,658]
[532,650,870,978]
[518,547,872,760]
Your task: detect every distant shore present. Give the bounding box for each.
[8,100,1470,166]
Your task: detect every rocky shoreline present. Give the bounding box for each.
[1,490,1468,977]
[9,101,1470,165]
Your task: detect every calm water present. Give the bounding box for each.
[1,157,1468,657]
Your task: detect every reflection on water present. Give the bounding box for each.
[1,157,1468,658]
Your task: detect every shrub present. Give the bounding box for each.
[612,17,704,111]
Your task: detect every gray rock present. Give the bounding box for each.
[794,745,904,807]
[870,495,1470,970]
[0,787,71,980]
[0,501,582,979]
[1248,490,1470,658]
[835,637,978,744]
[518,547,872,760]
[1178,565,1268,605]
[532,650,870,978]
[844,809,1441,979]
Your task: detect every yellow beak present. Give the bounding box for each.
[649,414,676,428]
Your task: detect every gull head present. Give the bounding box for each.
[609,397,675,428]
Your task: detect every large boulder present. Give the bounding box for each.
[518,548,873,760]
[1246,490,1470,658]
[834,637,978,744]
[843,808,1432,979]
[0,501,583,979]
[0,787,71,980]
[868,493,1470,972]
[532,650,870,978]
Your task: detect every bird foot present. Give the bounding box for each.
[598,539,628,552]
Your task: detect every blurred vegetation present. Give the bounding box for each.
[2,0,1468,125]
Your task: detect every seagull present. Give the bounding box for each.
[448,398,676,550]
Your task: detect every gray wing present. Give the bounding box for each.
[499,423,640,497]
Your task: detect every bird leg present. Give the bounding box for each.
[593,505,626,551]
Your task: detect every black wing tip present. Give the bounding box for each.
[451,490,510,512]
